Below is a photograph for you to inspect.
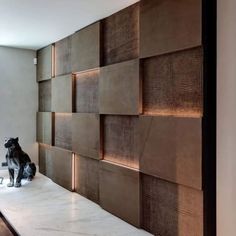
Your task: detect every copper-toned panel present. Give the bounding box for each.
[100,161,140,227]
[75,70,99,113]
[142,174,203,236]
[55,36,72,76]
[99,59,141,115]
[75,155,99,203]
[51,74,74,113]
[39,80,51,112]
[55,113,72,150]
[72,22,100,72]
[143,47,203,117]
[140,0,202,58]
[102,3,139,66]
[39,143,52,178]
[139,116,202,189]
[72,113,100,159]
[103,116,139,169]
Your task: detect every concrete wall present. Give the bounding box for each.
[217,0,236,235]
[0,46,38,168]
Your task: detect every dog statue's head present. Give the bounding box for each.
[4,137,19,148]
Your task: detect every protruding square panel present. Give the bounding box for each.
[99,161,140,227]
[102,3,139,66]
[99,59,141,115]
[72,22,100,72]
[37,45,53,81]
[139,116,202,189]
[39,80,51,112]
[143,47,203,117]
[75,69,99,113]
[75,155,99,203]
[37,112,53,145]
[52,74,74,113]
[103,115,139,169]
[140,0,202,58]
[39,143,52,178]
[141,174,203,236]
[55,36,72,76]
[55,113,72,150]
[72,113,100,159]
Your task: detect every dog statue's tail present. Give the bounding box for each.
[23,162,36,181]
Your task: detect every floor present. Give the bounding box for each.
[0,217,14,236]
[0,170,152,236]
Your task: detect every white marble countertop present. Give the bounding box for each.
[0,170,152,236]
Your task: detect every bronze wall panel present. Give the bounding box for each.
[140,0,202,58]
[139,116,202,189]
[75,155,99,203]
[72,22,100,72]
[99,161,140,227]
[99,59,141,115]
[143,47,203,117]
[102,3,139,66]
[39,80,51,112]
[39,144,52,178]
[72,113,100,159]
[141,174,203,236]
[55,113,72,150]
[75,70,99,113]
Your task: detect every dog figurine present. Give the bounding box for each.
[4,137,36,187]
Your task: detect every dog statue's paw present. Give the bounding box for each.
[14,182,21,188]
[27,176,33,181]
[7,182,14,187]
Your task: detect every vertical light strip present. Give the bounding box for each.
[72,153,75,191]
[51,44,55,78]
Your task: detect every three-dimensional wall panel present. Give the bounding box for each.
[37,112,53,145]
[99,59,141,115]
[142,174,203,236]
[72,22,100,72]
[39,144,52,178]
[139,115,202,189]
[102,3,139,66]
[75,155,99,203]
[52,74,74,113]
[143,47,203,117]
[100,161,140,227]
[39,80,51,112]
[75,70,99,113]
[55,113,72,150]
[140,0,202,58]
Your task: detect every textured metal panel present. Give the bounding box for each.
[103,116,139,169]
[51,74,74,113]
[102,3,139,66]
[55,113,72,150]
[99,59,141,115]
[142,174,203,236]
[139,116,202,189]
[75,70,99,113]
[99,161,140,227]
[140,0,202,58]
[39,80,51,112]
[75,155,99,203]
[143,47,203,117]
[72,22,100,72]
[39,143,52,178]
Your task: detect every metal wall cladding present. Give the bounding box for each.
[39,143,52,177]
[39,80,51,112]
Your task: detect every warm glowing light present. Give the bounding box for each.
[72,68,100,76]
[72,153,75,191]
[102,159,139,172]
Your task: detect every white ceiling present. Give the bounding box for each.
[0,0,139,50]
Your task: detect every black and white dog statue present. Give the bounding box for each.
[4,137,36,187]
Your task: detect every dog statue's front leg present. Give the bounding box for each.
[15,165,24,187]
[7,168,14,187]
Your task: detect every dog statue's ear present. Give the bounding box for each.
[15,137,19,142]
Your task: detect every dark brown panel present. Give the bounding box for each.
[139,116,202,189]
[100,161,140,227]
[37,45,53,81]
[99,59,141,115]
[39,143,52,178]
[143,47,203,117]
[102,3,139,66]
[140,0,202,58]
[103,115,139,169]
[0,217,14,236]
[52,74,74,113]
[75,70,99,113]
[39,80,51,112]
[72,22,100,72]
[55,113,72,150]
[75,155,99,203]
[55,36,72,76]
[72,113,100,159]
[142,174,203,236]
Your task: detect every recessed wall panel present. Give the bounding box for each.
[39,143,52,178]
[39,80,51,112]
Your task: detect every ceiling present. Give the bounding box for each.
[0,0,139,50]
